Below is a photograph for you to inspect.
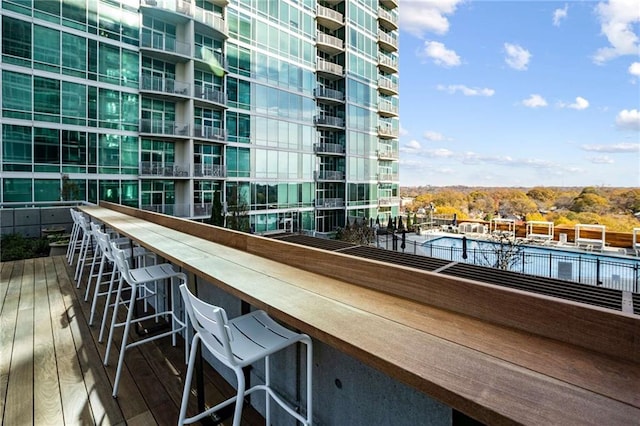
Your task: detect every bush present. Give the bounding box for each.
[1,234,50,261]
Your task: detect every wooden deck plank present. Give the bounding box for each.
[52,256,124,426]
[34,257,64,425]
[0,261,19,424]
[47,257,95,425]
[4,259,35,425]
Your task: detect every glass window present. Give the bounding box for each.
[2,124,32,169]
[34,127,60,172]
[99,42,120,84]
[62,32,87,77]
[34,77,60,122]
[3,179,32,203]
[121,49,139,88]
[62,81,86,125]
[2,71,32,120]
[99,88,120,129]
[34,179,60,201]
[33,25,60,72]
[99,134,120,171]
[2,16,31,66]
[62,130,87,172]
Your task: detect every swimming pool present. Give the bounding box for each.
[420,236,640,292]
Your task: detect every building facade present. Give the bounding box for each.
[0,0,399,235]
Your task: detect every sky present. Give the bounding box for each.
[397,0,640,188]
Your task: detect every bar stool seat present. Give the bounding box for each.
[105,242,188,398]
[178,284,313,426]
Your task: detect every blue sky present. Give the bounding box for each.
[398,0,640,188]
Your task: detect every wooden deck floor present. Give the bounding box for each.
[0,256,264,426]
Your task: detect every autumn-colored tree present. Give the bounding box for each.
[467,190,495,218]
[570,188,609,214]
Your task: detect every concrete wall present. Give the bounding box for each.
[0,206,74,237]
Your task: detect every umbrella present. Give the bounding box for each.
[375,216,380,226]
[401,230,406,252]
[462,236,468,260]
[398,216,404,230]
[452,213,458,227]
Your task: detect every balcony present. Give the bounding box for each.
[378,8,398,30]
[314,87,345,104]
[316,32,344,55]
[378,55,398,74]
[316,4,344,30]
[380,0,398,9]
[314,115,345,129]
[141,203,191,217]
[139,161,189,177]
[377,173,399,183]
[140,119,190,137]
[315,170,345,181]
[377,149,399,160]
[140,0,192,17]
[378,77,398,96]
[140,32,191,58]
[378,101,399,117]
[316,198,345,208]
[140,75,190,97]
[194,163,226,178]
[314,142,345,155]
[194,85,227,107]
[193,124,226,141]
[378,31,398,52]
[378,196,400,206]
[377,125,398,139]
[316,58,344,79]
[193,7,228,37]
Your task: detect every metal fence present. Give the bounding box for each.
[376,233,640,293]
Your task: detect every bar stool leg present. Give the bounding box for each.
[111,284,138,398]
[98,267,119,343]
[178,334,201,426]
[88,255,107,326]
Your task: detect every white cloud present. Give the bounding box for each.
[588,155,615,164]
[399,0,464,38]
[423,131,445,141]
[553,4,569,26]
[436,84,495,97]
[522,94,548,108]
[581,142,640,153]
[420,41,461,67]
[593,0,640,63]
[629,62,640,77]
[504,43,532,70]
[399,126,409,136]
[565,96,590,110]
[615,109,640,130]
[405,140,421,150]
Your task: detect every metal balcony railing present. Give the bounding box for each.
[314,142,345,154]
[377,149,399,160]
[314,115,345,128]
[378,55,398,72]
[316,4,344,25]
[378,173,399,182]
[193,7,228,35]
[315,170,345,180]
[316,58,344,76]
[194,86,226,105]
[378,8,398,28]
[314,87,345,102]
[193,125,226,141]
[316,198,344,208]
[377,125,399,138]
[378,101,399,116]
[378,77,398,93]
[140,32,190,56]
[141,203,191,218]
[139,162,189,177]
[140,119,190,136]
[316,32,344,50]
[378,196,400,206]
[194,164,226,178]
[378,31,398,51]
[140,75,190,96]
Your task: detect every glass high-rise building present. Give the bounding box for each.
[0,0,399,235]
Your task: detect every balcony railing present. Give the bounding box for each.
[193,124,226,141]
[378,55,398,73]
[378,173,399,182]
[140,32,190,56]
[314,142,345,154]
[315,170,345,180]
[377,150,398,160]
[314,115,345,128]
[378,77,398,94]
[378,31,398,51]
[378,196,400,206]
[377,125,399,139]
[316,58,344,77]
[140,75,190,96]
[380,0,398,9]
[194,164,226,178]
[316,32,344,52]
[194,86,226,105]
[314,87,345,102]
[378,8,398,29]
[316,198,344,208]
[141,203,191,218]
[193,203,212,217]
[139,162,190,177]
[378,101,399,116]
[140,119,190,136]
[316,4,344,28]
[193,7,228,36]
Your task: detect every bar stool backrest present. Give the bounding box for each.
[110,241,133,284]
[179,284,236,368]
[95,228,115,262]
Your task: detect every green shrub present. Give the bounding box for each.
[1,234,50,261]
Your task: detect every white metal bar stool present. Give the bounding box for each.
[74,214,98,286]
[67,209,83,265]
[105,242,188,397]
[178,284,313,426]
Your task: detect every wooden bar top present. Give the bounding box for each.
[80,204,640,426]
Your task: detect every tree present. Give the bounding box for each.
[209,193,224,227]
[226,186,250,232]
[479,233,527,271]
[336,220,375,245]
[570,189,609,214]
[60,174,80,201]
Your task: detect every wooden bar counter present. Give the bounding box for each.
[80,203,640,426]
